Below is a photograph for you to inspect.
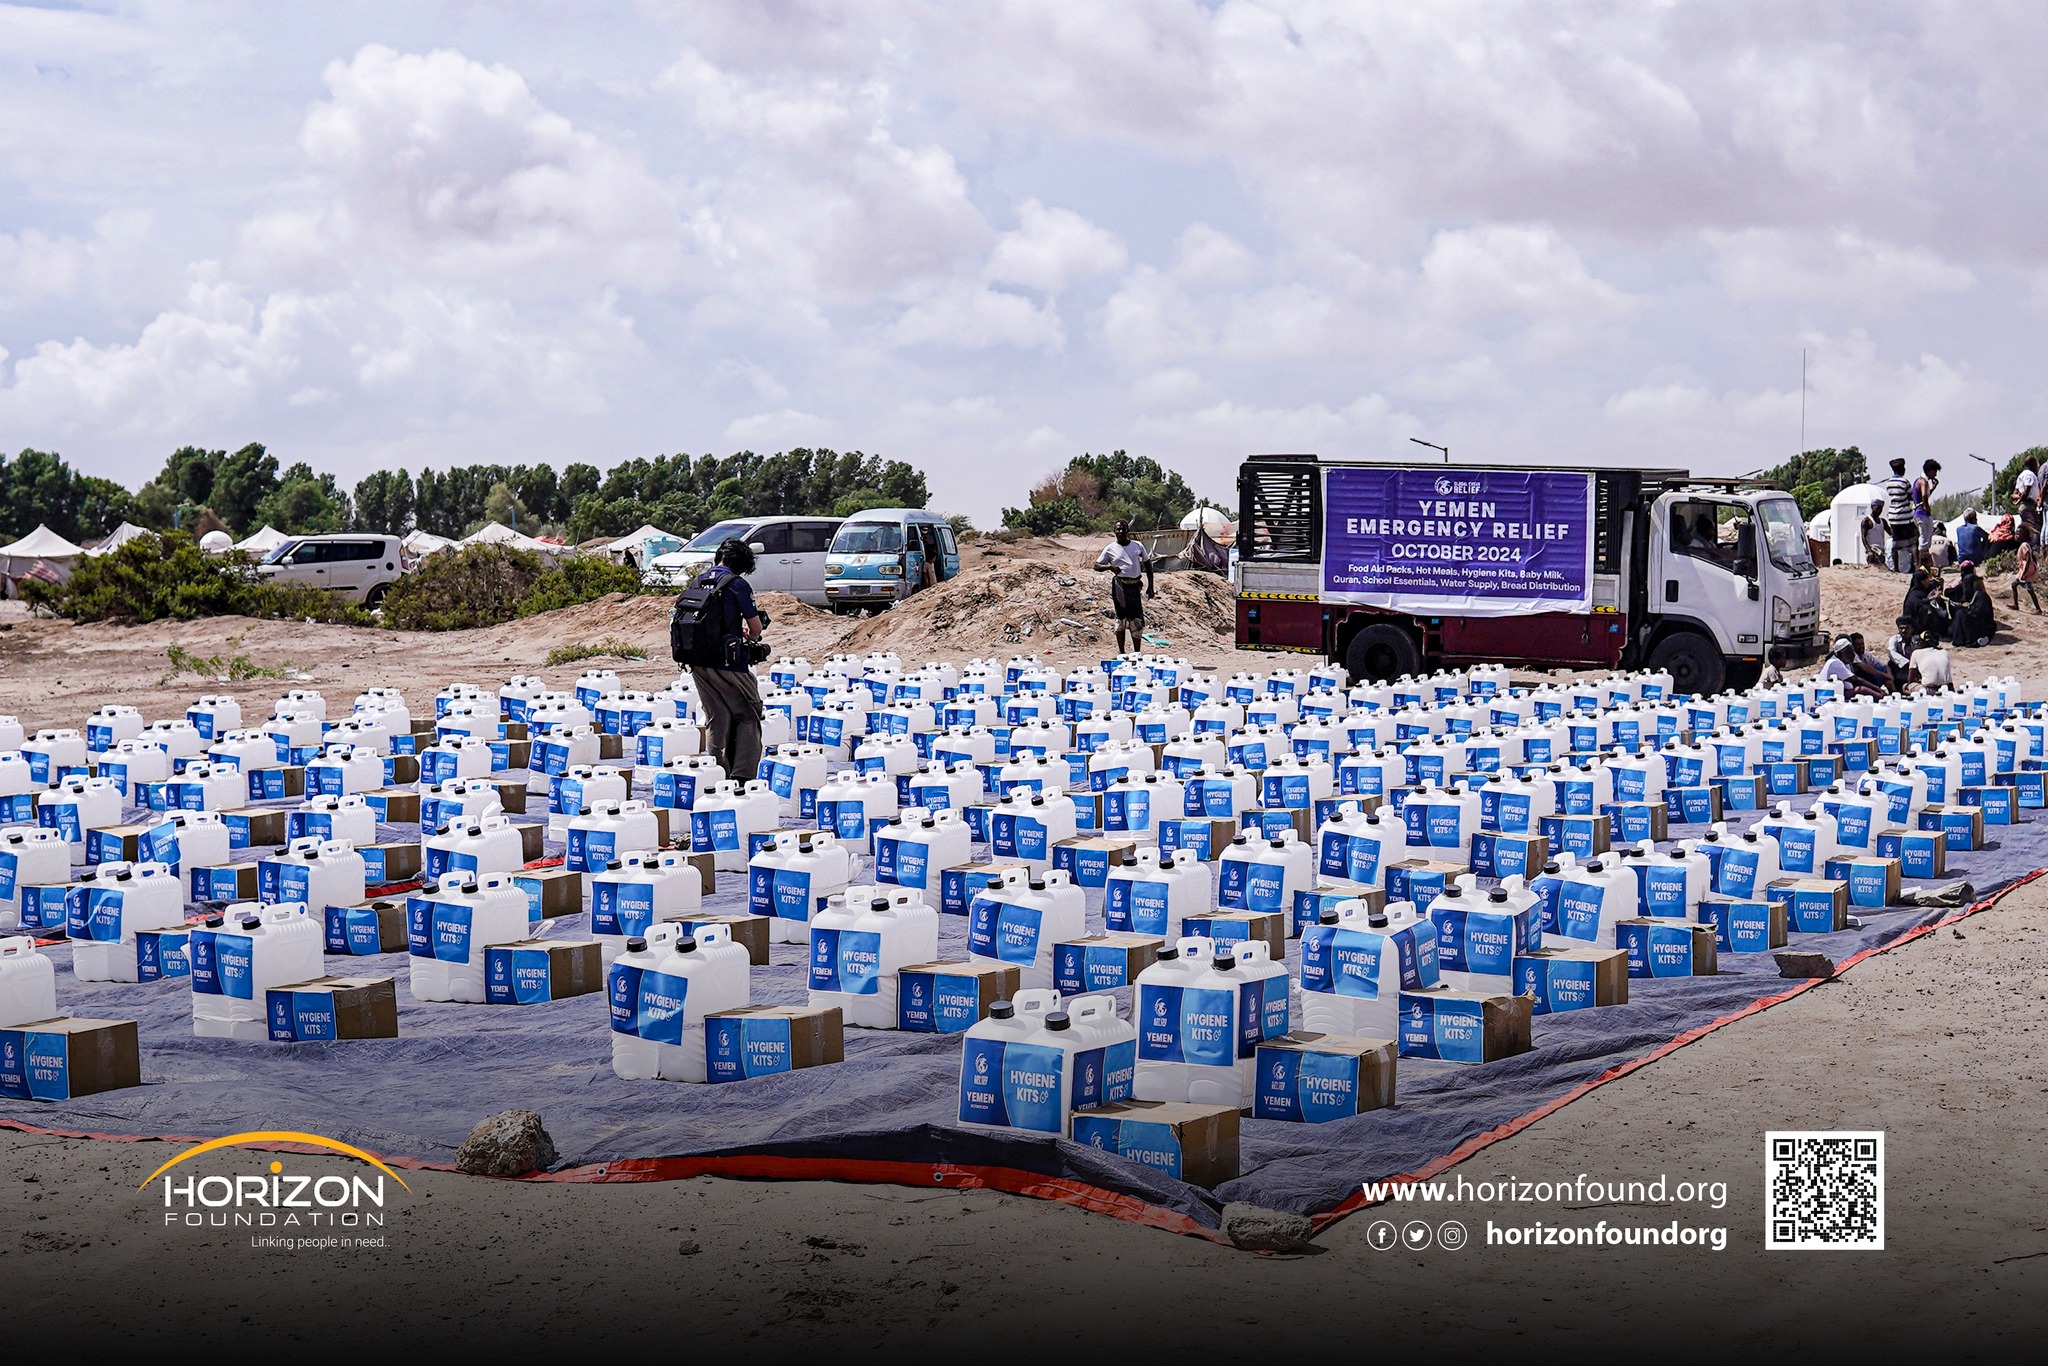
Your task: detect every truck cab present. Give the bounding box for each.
[1235,455,1823,694]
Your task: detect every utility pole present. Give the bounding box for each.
[1409,437,1450,464]
[1800,348,1807,456]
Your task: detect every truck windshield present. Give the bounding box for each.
[831,522,904,555]
[1756,498,1812,573]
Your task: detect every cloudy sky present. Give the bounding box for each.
[1,1,2041,522]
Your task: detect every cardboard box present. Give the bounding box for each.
[1616,919,1719,978]
[1156,817,1238,862]
[940,862,1028,917]
[381,755,422,787]
[1182,911,1286,961]
[265,977,400,1041]
[1766,877,1850,933]
[1919,803,1985,852]
[362,788,422,826]
[898,961,1021,1033]
[246,765,307,802]
[1069,1100,1239,1187]
[1068,791,1105,834]
[516,822,546,863]
[1292,881,1383,937]
[219,807,289,850]
[133,926,192,982]
[190,863,259,902]
[1385,859,1466,913]
[1051,835,1137,889]
[1698,898,1789,955]
[84,823,149,866]
[1512,947,1629,1014]
[1958,784,2017,826]
[1599,801,1668,845]
[666,913,773,967]
[0,1018,141,1100]
[1711,773,1763,813]
[487,739,533,774]
[1252,1032,1397,1122]
[1876,827,1947,880]
[1052,933,1162,995]
[479,777,530,815]
[511,867,584,920]
[683,849,716,896]
[324,898,408,955]
[1665,785,1724,826]
[704,1004,844,1081]
[1397,987,1533,1063]
[482,940,603,1004]
[1469,831,1549,880]
[342,843,412,888]
[1821,855,1902,909]
[1755,760,1813,797]
[597,733,625,762]
[1539,812,1610,858]
[1238,806,1315,844]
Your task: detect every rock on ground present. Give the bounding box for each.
[454,1109,559,1177]
[1221,1202,1317,1252]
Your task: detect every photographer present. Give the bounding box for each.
[689,537,770,783]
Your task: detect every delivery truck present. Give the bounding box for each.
[1234,454,1825,695]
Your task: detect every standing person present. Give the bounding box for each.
[2013,537,2043,615]
[1092,518,1155,655]
[1912,459,1940,555]
[1881,457,1916,572]
[1862,499,1888,566]
[686,538,768,784]
[1955,510,1990,564]
[2016,454,2041,510]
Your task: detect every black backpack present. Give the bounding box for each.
[669,568,734,667]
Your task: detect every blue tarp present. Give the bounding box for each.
[3,794,2039,1230]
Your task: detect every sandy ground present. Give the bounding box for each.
[1,558,2033,730]
[5,546,2047,1352]
[7,876,2045,1353]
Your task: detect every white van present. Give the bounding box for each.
[255,535,409,607]
[642,517,841,606]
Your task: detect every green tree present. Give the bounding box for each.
[559,462,601,507]
[0,448,136,542]
[1757,446,1867,519]
[352,469,415,535]
[252,462,349,534]
[207,443,281,534]
[482,480,534,535]
[1001,450,1202,534]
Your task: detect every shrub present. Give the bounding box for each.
[544,637,649,665]
[22,531,366,625]
[378,544,653,631]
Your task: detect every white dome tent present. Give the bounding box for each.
[0,524,84,596]
[1827,483,1890,566]
[601,524,682,566]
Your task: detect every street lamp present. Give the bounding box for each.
[1410,437,1450,464]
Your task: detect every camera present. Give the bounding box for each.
[737,638,773,666]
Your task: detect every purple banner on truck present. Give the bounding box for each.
[1322,466,1595,616]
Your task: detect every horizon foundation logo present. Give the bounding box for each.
[142,1130,410,1248]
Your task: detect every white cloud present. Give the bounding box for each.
[1706,229,1974,304]
[889,281,1064,351]
[724,407,828,447]
[985,199,1125,293]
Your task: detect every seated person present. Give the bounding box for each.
[1950,566,1996,648]
[1902,569,1950,642]
[1885,617,1915,681]
[1909,632,1953,693]
[1847,632,1894,693]
[1818,638,1885,700]
[1759,646,1785,687]
[1926,522,1954,568]
[1955,510,1990,564]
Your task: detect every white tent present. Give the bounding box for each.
[403,529,455,557]
[460,522,568,558]
[1828,482,1890,565]
[85,522,152,555]
[234,524,291,555]
[0,524,84,595]
[601,524,682,564]
[1180,506,1236,545]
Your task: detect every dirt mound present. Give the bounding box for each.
[823,561,1236,661]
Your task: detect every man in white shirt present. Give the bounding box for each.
[1909,633,1953,692]
[1092,519,1155,654]
[1818,638,1882,699]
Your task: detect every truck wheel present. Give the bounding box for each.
[1345,624,1420,682]
[1648,631,1725,696]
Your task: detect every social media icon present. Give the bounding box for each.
[1438,1221,1468,1251]
[1403,1220,1434,1250]
[1366,1220,1397,1252]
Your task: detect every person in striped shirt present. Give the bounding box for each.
[1881,457,1916,572]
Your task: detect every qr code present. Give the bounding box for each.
[1766,1131,1884,1250]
